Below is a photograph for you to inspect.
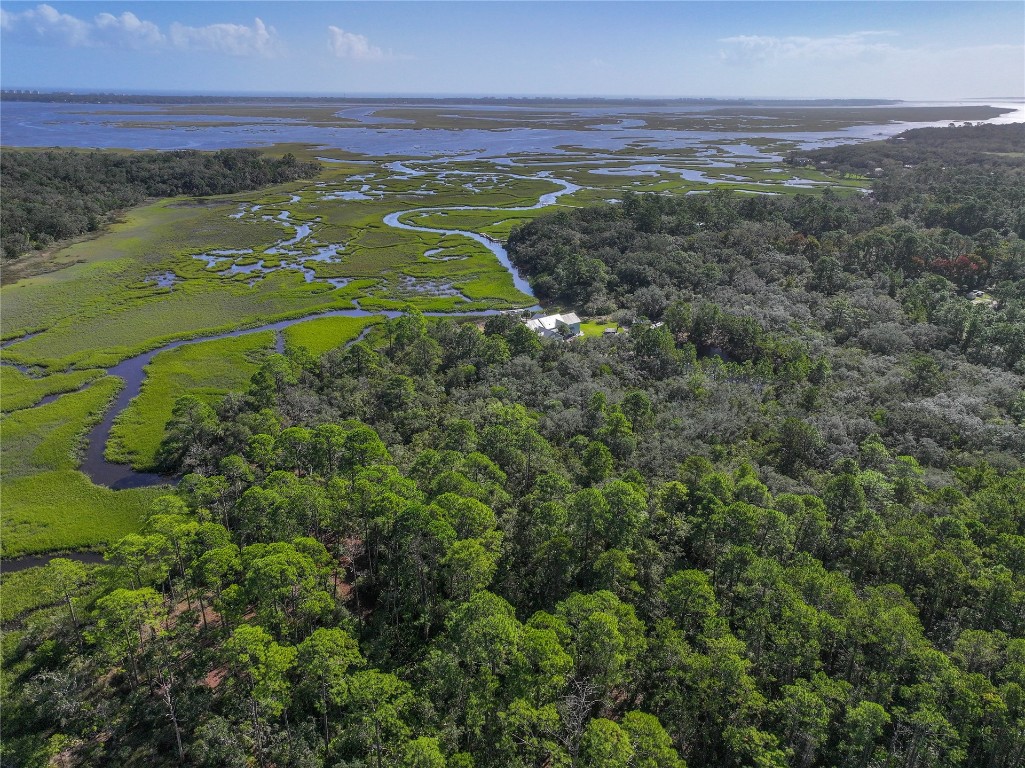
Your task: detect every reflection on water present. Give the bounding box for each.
[2,550,106,573]
[145,271,180,288]
[383,173,578,297]
[5,100,1017,158]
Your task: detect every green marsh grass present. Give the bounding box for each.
[409,208,548,238]
[0,564,102,622]
[458,274,532,305]
[358,295,489,313]
[2,471,163,556]
[281,315,384,357]
[106,332,276,471]
[4,271,365,371]
[1,376,123,479]
[1,367,106,412]
[0,377,165,555]
[1,567,55,622]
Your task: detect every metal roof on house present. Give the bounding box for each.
[526,313,576,330]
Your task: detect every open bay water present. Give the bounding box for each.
[3,100,1022,158]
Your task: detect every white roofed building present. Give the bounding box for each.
[524,312,582,340]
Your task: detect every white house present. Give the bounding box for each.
[525,312,582,340]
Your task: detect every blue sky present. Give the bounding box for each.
[1,1,1022,99]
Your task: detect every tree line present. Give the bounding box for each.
[0,148,320,260]
[790,123,1025,238]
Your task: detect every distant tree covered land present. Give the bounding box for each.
[4,124,1025,767]
[0,90,900,107]
[0,148,320,259]
[790,123,1025,239]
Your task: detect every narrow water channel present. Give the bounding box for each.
[1,168,573,569]
[79,308,401,490]
[384,173,578,297]
[2,550,106,574]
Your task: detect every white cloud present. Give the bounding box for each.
[328,25,384,61]
[1,4,92,47]
[719,31,900,64]
[0,4,279,57]
[169,18,279,58]
[93,12,165,50]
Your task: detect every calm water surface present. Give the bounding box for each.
[5,100,1020,157]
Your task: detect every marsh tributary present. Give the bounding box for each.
[384,172,579,296]
[3,167,574,495]
[76,300,528,490]
[78,308,402,490]
[2,550,106,574]
[194,168,577,291]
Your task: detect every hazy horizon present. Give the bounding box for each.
[2,2,1022,101]
[3,89,1023,103]
[0,89,993,101]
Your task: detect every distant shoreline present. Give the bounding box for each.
[0,91,911,108]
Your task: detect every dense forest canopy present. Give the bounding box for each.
[790,123,1025,238]
[0,148,320,260]
[791,123,1025,174]
[508,150,1025,376]
[3,124,1025,768]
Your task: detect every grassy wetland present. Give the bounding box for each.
[4,97,1011,567]
[0,375,163,556]
[105,332,278,471]
[1,89,1024,767]
[74,99,1011,133]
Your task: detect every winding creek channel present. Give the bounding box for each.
[1,171,578,570]
[384,172,579,296]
